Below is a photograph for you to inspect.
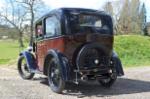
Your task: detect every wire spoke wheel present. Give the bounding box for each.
[84,48,101,67]
[20,59,31,76]
[76,43,108,69]
[18,56,34,79]
[48,58,65,93]
[50,61,61,87]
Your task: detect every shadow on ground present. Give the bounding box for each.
[33,77,150,98]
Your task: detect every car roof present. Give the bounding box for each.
[35,8,109,24]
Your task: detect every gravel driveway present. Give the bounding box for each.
[0,66,150,99]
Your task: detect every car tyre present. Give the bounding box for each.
[98,69,117,88]
[18,56,34,79]
[47,58,65,93]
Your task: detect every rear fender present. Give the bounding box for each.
[44,50,70,81]
[19,51,37,70]
[112,51,124,76]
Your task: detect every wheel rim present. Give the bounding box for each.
[85,48,100,65]
[20,58,31,77]
[81,48,101,68]
[49,59,61,87]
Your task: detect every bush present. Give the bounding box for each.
[114,35,150,67]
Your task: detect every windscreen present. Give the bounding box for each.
[67,13,113,34]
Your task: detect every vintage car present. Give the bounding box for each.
[18,8,124,93]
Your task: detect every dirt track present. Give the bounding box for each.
[0,66,150,99]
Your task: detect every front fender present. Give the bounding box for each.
[112,51,124,76]
[44,50,70,81]
[19,51,37,70]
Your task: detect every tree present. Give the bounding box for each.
[130,0,141,34]
[103,2,114,16]
[139,3,147,35]
[114,0,141,34]
[16,0,45,46]
[118,0,131,34]
[0,0,48,47]
[0,0,27,47]
[112,0,124,34]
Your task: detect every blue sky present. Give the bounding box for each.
[43,0,150,22]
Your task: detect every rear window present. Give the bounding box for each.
[67,13,113,35]
[79,15,102,28]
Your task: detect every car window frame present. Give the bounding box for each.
[44,15,62,39]
[35,20,45,41]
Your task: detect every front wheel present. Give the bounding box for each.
[47,58,65,93]
[18,56,34,79]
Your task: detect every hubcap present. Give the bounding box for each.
[94,59,99,65]
[84,48,101,68]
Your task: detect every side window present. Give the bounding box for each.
[45,16,61,37]
[36,21,43,39]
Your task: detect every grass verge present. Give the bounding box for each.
[114,35,150,67]
[0,35,150,68]
[0,40,26,65]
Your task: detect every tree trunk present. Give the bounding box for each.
[19,31,24,47]
[29,4,34,46]
[29,27,33,46]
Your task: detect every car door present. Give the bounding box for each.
[44,15,64,59]
[35,20,47,71]
[36,15,64,71]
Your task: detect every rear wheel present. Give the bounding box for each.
[47,58,65,93]
[98,70,117,87]
[18,56,34,79]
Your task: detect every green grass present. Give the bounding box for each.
[114,35,150,67]
[0,35,150,68]
[0,40,27,65]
